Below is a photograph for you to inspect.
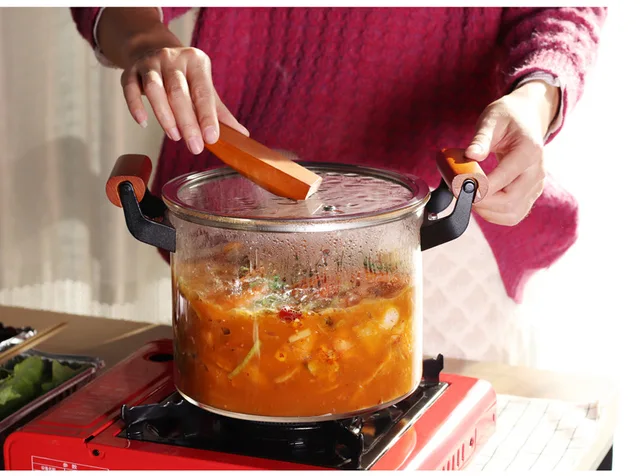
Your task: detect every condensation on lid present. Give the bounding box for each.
[162,164,430,228]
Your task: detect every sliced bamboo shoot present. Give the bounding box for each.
[228,339,261,379]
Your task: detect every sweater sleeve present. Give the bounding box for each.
[495,7,607,143]
[70,7,193,65]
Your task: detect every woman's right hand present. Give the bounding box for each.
[120,46,249,155]
[96,8,248,154]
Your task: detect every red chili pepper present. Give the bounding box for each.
[279,306,302,322]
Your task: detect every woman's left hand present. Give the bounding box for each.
[465,80,560,226]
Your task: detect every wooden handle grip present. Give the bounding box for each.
[106,154,153,207]
[206,123,322,201]
[435,148,489,203]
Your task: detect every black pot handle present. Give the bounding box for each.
[106,155,176,253]
[420,148,489,252]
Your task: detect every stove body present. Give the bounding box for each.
[4,340,496,470]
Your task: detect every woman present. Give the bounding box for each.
[71,6,606,365]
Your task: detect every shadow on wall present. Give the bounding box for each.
[2,135,163,306]
[0,6,198,320]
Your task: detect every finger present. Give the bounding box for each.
[121,70,148,128]
[474,166,544,225]
[465,107,506,161]
[485,147,536,195]
[139,69,181,141]
[185,62,220,144]
[474,207,524,226]
[474,164,544,214]
[164,68,204,154]
[474,191,539,226]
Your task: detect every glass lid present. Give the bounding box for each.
[162,163,430,232]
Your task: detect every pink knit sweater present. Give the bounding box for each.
[72,7,606,302]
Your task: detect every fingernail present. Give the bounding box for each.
[188,136,204,155]
[468,143,483,155]
[133,110,147,128]
[240,125,250,136]
[167,127,181,141]
[203,126,218,144]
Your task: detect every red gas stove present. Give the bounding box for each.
[4,340,496,470]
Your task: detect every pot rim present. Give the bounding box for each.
[162,162,431,232]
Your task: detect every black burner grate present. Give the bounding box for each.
[118,355,447,470]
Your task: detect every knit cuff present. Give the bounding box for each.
[92,7,164,68]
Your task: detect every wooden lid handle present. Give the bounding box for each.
[205,124,322,201]
[106,154,153,207]
[435,148,489,203]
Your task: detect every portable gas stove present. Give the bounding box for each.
[4,340,496,470]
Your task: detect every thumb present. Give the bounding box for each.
[466,109,500,161]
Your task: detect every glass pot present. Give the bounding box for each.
[105,148,488,422]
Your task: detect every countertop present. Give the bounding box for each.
[1,305,618,470]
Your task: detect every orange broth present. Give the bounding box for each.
[172,245,419,418]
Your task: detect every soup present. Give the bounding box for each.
[172,242,420,418]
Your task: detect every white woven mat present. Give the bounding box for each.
[465,394,599,471]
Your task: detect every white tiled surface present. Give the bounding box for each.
[466,395,599,471]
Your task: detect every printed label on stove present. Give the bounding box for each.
[31,456,108,471]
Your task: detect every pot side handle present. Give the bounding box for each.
[106,154,152,207]
[105,154,176,253]
[420,148,489,252]
[435,148,489,203]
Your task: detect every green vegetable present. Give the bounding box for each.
[254,294,286,310]
[14,356,45,386]
[0,386,20,406]
[42,361,79,392]
[269,275,285,292]
[0,356,88,420]
[228,339,261,380]
[363,256,398,273]
[248,277,266,289]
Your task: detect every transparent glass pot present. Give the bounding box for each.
[105,149,488,422]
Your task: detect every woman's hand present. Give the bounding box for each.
[121,46,249,155]
[465,80,560,226]
[95,8,248,155]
